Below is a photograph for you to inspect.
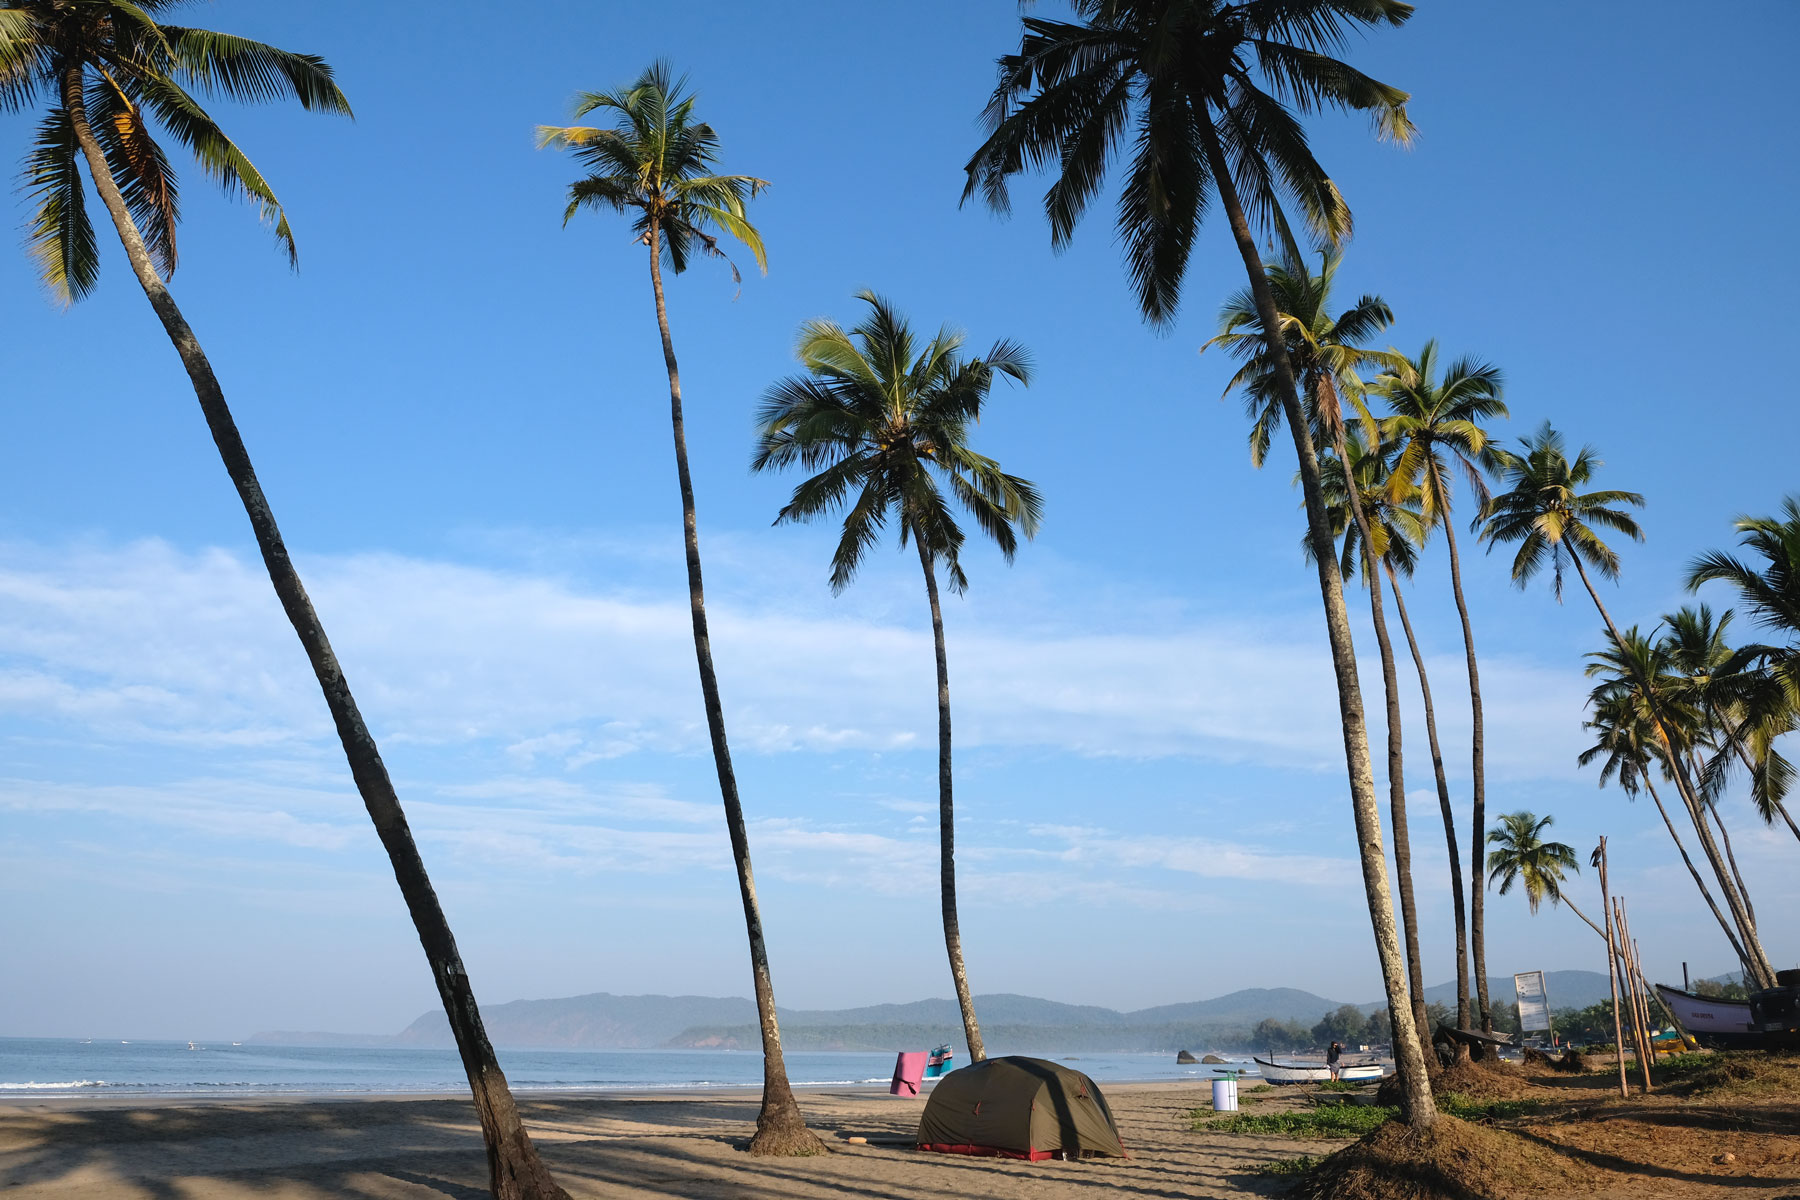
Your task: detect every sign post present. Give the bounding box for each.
[1514,970,1551,1034]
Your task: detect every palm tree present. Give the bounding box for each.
[539,64,822,1156]
[1660,606,1763,912]
[1688,498,1800,843]
[1484,812,1602,938]
[1,6,566,1195]
[962,0,1437,1126]
[1580,690,1754,971]
[1312,428,1465,1059]
[1583,628,1776,987]
[1374,341,1507,1033]
[752,292,1042,1065]
[1206,254,1431,1063]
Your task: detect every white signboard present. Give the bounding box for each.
[1514,970,1551,1032]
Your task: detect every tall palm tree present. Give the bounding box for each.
[1374,341,1507,1033]
[1,6,566,1195]
[1479,424,1774,989]
[962,0,1439,1126]
[1688,498,1800,843]
[1312,428,1460,1058]
[1206,255,1431,1061]
[1484,812,1601,938]
[1580,690,1754,970]
[539,64,822,1156]
[752,292,1042,1065]
[1583,629,1775,987]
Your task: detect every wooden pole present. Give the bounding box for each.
[1614,900,1653,1092]
[1595,838,1630,1098]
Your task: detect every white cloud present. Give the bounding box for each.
[0,536,1592,775]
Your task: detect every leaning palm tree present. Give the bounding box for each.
[1688,498,1800,842]
[1581,690,1754,971]
[1313,428,1460,1057]
[1485,812,1601,938]
[1481,427,1775,990]
[1659,606,1763,912]
[962,0,1438,1127]
[1584,629,1775,987]
[752,292,1042,1065]
[538,63,822,1156]
[1374,341,1507,1033]
[1207,254,1430,1062]
[1,6,566,1195]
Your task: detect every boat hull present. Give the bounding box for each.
[1655,985,1763,1050]
[1252,1056,1330,1084]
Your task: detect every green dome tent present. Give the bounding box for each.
[916,1056,1126,1161]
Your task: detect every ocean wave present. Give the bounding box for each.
[0,1080,107,1090]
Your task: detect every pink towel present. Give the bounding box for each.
[890,1051,927,1096]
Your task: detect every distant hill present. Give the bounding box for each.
[388,993,757,1049]
[253,987,1357,1053]
[255,978,1628,1053]
[1415,971,1617,1014]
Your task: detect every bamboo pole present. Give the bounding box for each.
[1614,898,1654,1092]
[1595,838,1630,1098]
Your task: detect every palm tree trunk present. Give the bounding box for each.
[645,220,823,1156]
[1567,550,1776,989]
[1198,119,1435,1128]
[1356,546,1431,1067]
[1706,788,1756,929]
[1438,516,1491,1033]
[1642,777,1753,973]
[911,529,985,1063]
[1386,567,1472,1037]
[1557,894,1607,941]
[64,69,568,1200]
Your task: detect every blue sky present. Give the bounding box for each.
[2,2,1796,1040]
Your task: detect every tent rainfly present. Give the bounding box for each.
[915,1056,1126,1161]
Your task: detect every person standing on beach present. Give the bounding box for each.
[1328,1042,1344,1082]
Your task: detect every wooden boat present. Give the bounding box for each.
[1252,1056,1330,1084]
[1339,1064,1385,1081]
[1653,985,1760,1049]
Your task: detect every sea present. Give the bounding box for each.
[0,1039,1257,1100]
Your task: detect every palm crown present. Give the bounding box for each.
[1485,811,1580,915]
[1373,340,1508,528]
[1480,422,1645,599]
[1207,249,1399,467]
[752,292,1042,594]
[0,0,351,301]
[1688,497,1800,704]
[963,0,1413,325]
[1310,427,1424,585]
[537,61,766,280]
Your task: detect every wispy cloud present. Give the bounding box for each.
[0,536,1590,774]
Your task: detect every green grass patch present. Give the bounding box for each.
[1439,1093,1545,1121]
[1315,1079,1363,1092]
[1195,1104,1397,1139]
[1246,1083,1273,1093]
[1252,1153,1325,1177]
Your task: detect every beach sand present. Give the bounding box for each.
[7,1075,1798,1199]
[0,1082,1302,1199]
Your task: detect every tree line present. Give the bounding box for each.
[7,2,1794,1196]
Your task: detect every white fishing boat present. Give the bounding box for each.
[1654,985,1759,1049]
[1251,1056,1383,1084]
[1251,1056,1329,1084]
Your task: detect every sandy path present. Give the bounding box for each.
[0,1084,1307,1199]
